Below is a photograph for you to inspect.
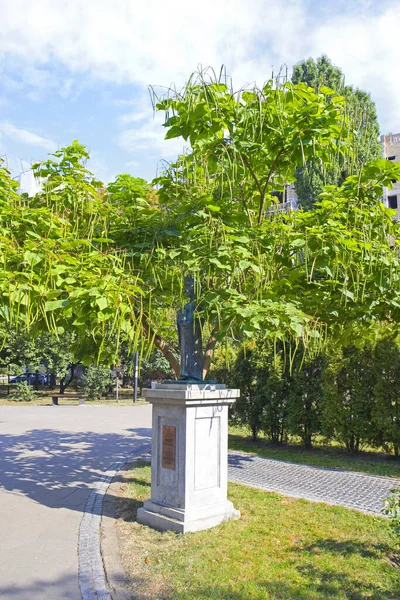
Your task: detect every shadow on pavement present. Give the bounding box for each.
[0,573,79,600]
[0,426,151,515]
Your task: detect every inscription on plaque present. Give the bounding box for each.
[162,425,176,470]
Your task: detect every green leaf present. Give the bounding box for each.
[96,296,108,311]
[44,299,71,311]
[23,251,42,266]
[165,126,182,140]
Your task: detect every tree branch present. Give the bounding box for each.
[142,316,180,379]
[60,362,79,393]
[202,326,219,379]
[239,183,253,226]
[241,154,265,224]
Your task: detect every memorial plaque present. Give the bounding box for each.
[162,425,176,470]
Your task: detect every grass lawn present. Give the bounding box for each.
[229,426,400,479]
[116,461,399,600]
[0,389,148,407]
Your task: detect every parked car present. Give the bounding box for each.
[9,372,47,385]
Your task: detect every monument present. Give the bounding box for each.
[137,277,240,533]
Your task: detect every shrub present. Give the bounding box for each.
[373,338,400,456]
[322,343,375,453]
[229,343,264,441]
[382,487,400,537]
[84,365,114,400]
[287,351,324,449]
[8,381,39,402]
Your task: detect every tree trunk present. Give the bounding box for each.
[59,363,77,394]
[49,372,57,389]
[142,317,180,378]
[33,370,39,391]
[202,327,219,379]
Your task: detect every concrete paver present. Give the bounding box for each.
[228,451,397,515]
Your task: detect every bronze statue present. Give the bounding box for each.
[177,277,203,381]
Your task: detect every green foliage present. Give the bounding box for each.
[229,329,400,455]
[373,337,400,456]
[138,350,174,383]
[383,488,400,536]
[292,55,345,91]
[229,340,289,444]
[322,343,376,453]
[84,364,114,400]
[0,327,77,390]
[228,343,265,441]
[286,352,324,449]
[8,381,39,402]
[292,56,382,209]
[1,67,400,381]
[0,144,147,364]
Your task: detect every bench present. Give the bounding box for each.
[51,392,87,406]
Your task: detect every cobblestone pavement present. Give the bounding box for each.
[228,451,398,515]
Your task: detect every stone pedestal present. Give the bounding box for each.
[137,382,240,533]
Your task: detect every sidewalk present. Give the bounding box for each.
[228,451,397,515]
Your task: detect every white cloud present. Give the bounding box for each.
[1,0,399,135]
[118,113,187,158]
[0,122,57,151]
[0,0,305,88]
[305,4,400,132]
[119,111,148,124]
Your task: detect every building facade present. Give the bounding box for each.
[381,133,400,220]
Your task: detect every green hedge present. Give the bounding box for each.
[224,335,400,455]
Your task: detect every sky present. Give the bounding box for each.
[1,0,400,185]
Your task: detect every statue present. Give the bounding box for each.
[177,277,203,381]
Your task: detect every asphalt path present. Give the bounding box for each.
[1,404,395,599]
[0,405,152,600]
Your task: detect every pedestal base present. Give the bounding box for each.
[137,499,240,533]
[137,382,240,534]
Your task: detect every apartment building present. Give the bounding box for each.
[381,133,400,220]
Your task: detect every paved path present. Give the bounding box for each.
[0,405,151,600]
[228,451,397,515]
[1,406,397,600]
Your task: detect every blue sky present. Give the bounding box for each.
[1,0,400,185]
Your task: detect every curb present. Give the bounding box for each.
[78,447,150,600]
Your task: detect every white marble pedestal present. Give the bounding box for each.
[137,382,240,533]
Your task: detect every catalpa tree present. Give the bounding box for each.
[0,69,399,376]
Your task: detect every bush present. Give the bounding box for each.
[84,365,114,400]
[382,487,400,536]
[256,343,288,445]
[373,338,400,456]
[322,343,375,453]
[8,381,39,402]
[229,340,288,444]
[287,352,324,449]
[228,343,264,441]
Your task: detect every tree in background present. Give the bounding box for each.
[228,343,265,441]
[292,55,382,210]
[0,328,78,392]
[84,364,114,400]
[373,336,400,456]
[322,343,376,453]
[286,350,324,449]
[1,69,400,381]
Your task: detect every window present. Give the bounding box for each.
[387,156,396,161]
[388,195,398,209]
